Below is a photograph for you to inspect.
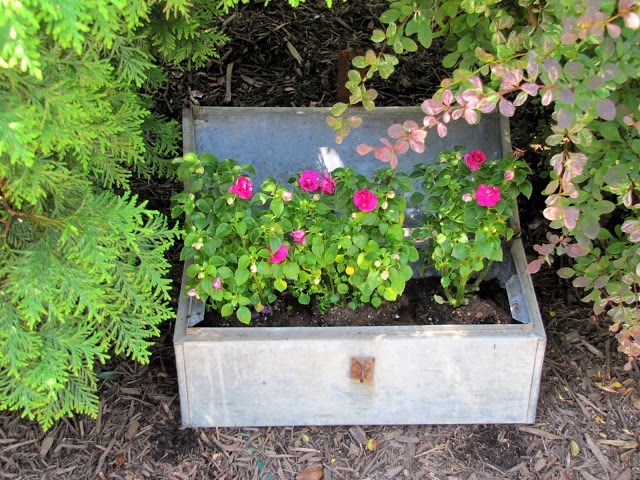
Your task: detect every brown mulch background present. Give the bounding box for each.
[2,1,639,479]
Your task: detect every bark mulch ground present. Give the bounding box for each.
[2,1,639,479]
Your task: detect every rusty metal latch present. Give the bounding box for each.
[350,357,375,383]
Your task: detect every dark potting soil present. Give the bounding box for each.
[193,276,515,328]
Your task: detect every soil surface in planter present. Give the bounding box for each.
[193,276,515,328]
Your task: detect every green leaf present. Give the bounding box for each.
[442,52,460,69]
[237,306,251,324]
[331,102,348,116]
[235,268,250,286]
[380,8,402,23]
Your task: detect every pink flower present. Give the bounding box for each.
[282,190,293,201]
[299,170,320,192]
[319,172,336,195]
[353,188,378,212]
[187,288,197,297]
[228,176,253,199]
[212,277,222,290]
[464,150,486,172]
[462,193,473,202]
[291,229,306,244]
[267,244,288,263]
[504,170,515,181]
[475,184,501,207]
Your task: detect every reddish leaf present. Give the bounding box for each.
[387,123,405,138]
[498,98,515,117]
[357,143,375,156]
[596,98,617,120]
[541,89,554,106]
[437,122,448,138]
[421,99,443,115]
[520,82,539,96]
[526,258,544,274]
[296,465,323,480]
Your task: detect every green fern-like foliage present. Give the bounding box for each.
[0,0,236,430]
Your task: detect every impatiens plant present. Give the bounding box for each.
[411,148,532,307]
[328,0,640,368]
[171,153,418,322]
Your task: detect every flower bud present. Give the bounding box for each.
[195,167,205,175]
[187,193,195,201]
[374,260,382,268]
[212,277,222,290]
[312,194,321,201]
[381,270,389,281]
[313,278,321,285]
[387,191,396,199]
[462,193,473,202]
[250,264,258,273]
[187,288,197,297]
[504,170,515,181]
[282,190,293,201]
[197,272,205,279]
[227,197,235,205]
[381,201,389,210]
[192,239,204,250]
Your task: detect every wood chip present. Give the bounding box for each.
[286,40,304,65]
[584,433,614,474]
[518,426,564,441]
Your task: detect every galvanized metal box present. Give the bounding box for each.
[174,106,546,427]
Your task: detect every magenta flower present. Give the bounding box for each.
[475,184,501,207]
[299,170,320,192]
[353,188,378,212]
[464,150,486,172]
[291,229,306,244]
[212,277,222,291]
[504,170,515,181]
[267,244,288,263]
[228,176,253,199]
[319,172,336,195]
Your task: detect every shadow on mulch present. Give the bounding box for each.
[2,1,639,479]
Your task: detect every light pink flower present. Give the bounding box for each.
[187,288,197,297]
[282,190,293,201]
[319,172,336,195]
[299,170,320,192]
[464,150,486,172]
[462,193,473,202]
[353,188,378,212]
[212,277,222,290]
[475,184,501,207]
[504,170,515,181]
[267,244,288,263]
[291,229,306,244]
[228,176,253,199]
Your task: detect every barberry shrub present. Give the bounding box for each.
[0,0,242,429]
[330,0,640,369]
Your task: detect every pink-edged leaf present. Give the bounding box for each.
[421,99,444,115]
[619,0,635,10]
[464,108,479,124]
[407,129,427,152]
[564,62,584,79]
[621,219,640,233]
[543,58,562,84]
[498,98,515,117]
[557,106,574,129]
[374,146,393,163]
[573,276,593,288]
[404,120,420,131]
[543,206,562,221]
[541,89,554,106]
[513,91,529,107]
[534,243,556,255]
[347,116,363,128]
[451,108,464,121]
[396,140,410,155]
[566,152,588,175]
[549,153,564,174]
[556,88,575,105]
[442,111,452,123]
[437,122,448,138]
[623,12,640,29]
[501,72,521,90]
[387,123,405,138]
[520,82,539,96]
[565,243,590,257]
[563,207,580,229]
[545,193,560,206]
[602,63,619,81]
[606,22,622,38]
[442,89,454,105]
[423,115,438,128]
[526,51,539,79]
[526,258,544,274]
[468,76,483,89]
[596,98,617,120]
[357,143,375,156]
[459,89,480,107]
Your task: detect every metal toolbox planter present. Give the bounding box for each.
[174,106,546,427]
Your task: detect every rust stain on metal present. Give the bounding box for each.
[350,357,375,383]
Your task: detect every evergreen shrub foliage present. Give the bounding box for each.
[330,0,640,369]
[0,0,235,429]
